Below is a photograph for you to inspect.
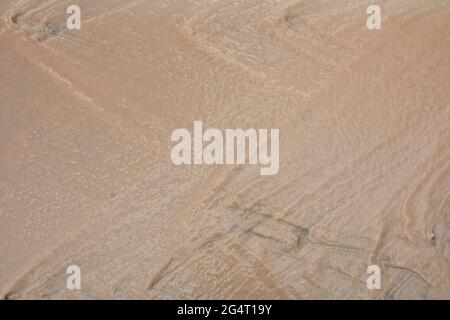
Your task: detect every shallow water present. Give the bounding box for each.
[0,0,449,299]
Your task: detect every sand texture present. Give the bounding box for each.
[0,0,449,299]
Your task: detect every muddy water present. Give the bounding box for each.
[0,0,449,299]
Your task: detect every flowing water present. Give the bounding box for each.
[0,0,449,299]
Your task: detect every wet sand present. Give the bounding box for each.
[0,0,449,299]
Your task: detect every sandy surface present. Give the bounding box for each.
[0,0,449,299]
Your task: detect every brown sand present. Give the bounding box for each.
[0,0,449,299]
